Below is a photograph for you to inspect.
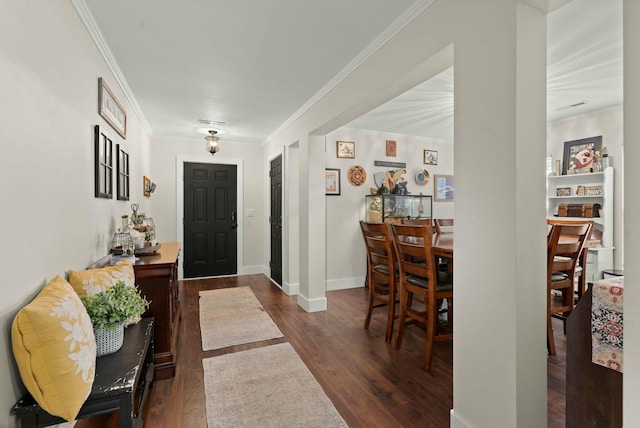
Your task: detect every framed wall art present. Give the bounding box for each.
[386,140,397,157]
[94,125,113,199]
[336,141,355,158]
[562,135,602,175]
[98,77,127,139]
[143,176,152,197]
[434,174,454,202]
[325,168,341,195]
[424,150,438,165]
[116,144,130,201]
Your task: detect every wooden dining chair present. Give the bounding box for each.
[432,219,454,272]
[359,221,398,343]
[433,218,454,235]
[546,221,592,355]
[390,223,453,370]
[401,218,433,226]
[547,219,594,300]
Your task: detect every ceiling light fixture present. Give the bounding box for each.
[198,119,226,126]
[205,130,219,155]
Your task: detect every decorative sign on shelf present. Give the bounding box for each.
[556,187,572,197]
[585,185,603,196]
[374,160,406,168]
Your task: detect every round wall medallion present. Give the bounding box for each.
[415,169,430,185]
[347,165,367,186]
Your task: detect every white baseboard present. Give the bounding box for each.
[239,265,266,275]
[450,409,471,428]
[281,281,299,296]
[326,276,365,291]
[297,293,327,313]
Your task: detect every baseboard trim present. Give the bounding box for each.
[239,265,266,275]
[326,276,365,291]
[450,409,471,428]
[281,281,299,296]
[297,293,327,313]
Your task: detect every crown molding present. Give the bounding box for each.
[265,0,437,145]
[70,0,153,136]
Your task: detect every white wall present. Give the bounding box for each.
[547,107,624,268]
[150,136,266,274]
[324,128,453,290]
[0,1,151,425]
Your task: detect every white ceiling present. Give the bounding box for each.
[78,0,622,145]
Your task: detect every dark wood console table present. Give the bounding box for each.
[12,318,155,428]
[133,242,181,380]
[566,287,622,427]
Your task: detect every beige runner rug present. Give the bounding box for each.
[199,287,283,351]
[202,342,348,427]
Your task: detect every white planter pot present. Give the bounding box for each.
[95,323,125,357]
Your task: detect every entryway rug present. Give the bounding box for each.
[199,287,283,351]
[202,342,348,427]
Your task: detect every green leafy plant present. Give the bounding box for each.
[80,281,150,331]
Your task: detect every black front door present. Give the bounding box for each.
[183,162,237,278]
[270,155,283,285]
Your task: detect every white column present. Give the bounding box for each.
[623,0,640,425]
[451,2,547,427]
[297,135,328,312]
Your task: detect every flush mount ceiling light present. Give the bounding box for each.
[198,119,226,126]
[205,130,219,155]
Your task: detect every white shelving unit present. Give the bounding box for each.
[547,167,614,282]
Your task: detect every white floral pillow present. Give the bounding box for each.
[68,260,135,297]
[11,276,96,421]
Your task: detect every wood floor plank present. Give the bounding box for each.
[76,274,567,427]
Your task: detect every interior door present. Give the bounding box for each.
[270,155,283,285]
[183,162,237,278]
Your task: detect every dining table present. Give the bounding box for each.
[432,232,453,259]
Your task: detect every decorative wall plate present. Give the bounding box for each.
[415,169,430,185]
[347,165,367,186]
[373,171,386,187]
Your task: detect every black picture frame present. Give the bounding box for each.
[94,125,113,199]
[116,144,130,201]
[562,136,602,175]
[325,168,341,195]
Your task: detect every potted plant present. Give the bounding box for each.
[81,281,149,356]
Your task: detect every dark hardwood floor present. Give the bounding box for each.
[77,274,568,427]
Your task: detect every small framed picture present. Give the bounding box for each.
[143,175,152,197]
[336,141,355,159]
[424,150,438,165]
[325,168,341,195]
[386,140,397,157]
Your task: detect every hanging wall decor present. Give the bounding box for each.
[424,150,438,165]
[347,165,367,186]
[336,141,355,158]
[98,77,127,139]
[325,168,341,195]
[116,144,130,201]
[386,140,397,157]
[94,125,113,199]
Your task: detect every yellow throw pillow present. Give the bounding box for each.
[68,260,135,297]
[11,276,96,422]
